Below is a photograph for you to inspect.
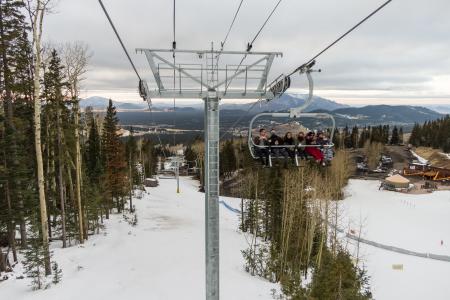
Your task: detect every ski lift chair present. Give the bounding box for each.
[248,64,336,167]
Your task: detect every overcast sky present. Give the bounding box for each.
[43,0,450,105]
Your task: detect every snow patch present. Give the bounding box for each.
[0,178,279,300]
[410,150,429,164]
[340,179,450,300]
[440,152,450,160]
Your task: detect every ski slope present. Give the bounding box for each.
[3,177,450,300]
[0,177,278,300]
[340,179,450,300]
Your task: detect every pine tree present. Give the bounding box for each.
[220,140,237,178]
[126,127,140,186]
[399,127,404,145]
[310,247,371,299]
[390,126,399,145]
[22,216,51,290]
[42,48,68,248]
[102,99,127,216]
[343,126,352,149]
[142,139,157,178]
[350,126,359,148]
[86,117,103,183]
[0,0,34,250]
[51,262,63,284]
[332,128,341,149]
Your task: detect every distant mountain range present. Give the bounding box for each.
[321,105,442,126]
[80,93,349,112]
[80,96,148,110]
[220,93,349,112]
[81,95,445,127]
[426,105,450,114]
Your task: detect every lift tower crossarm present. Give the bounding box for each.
[138,48,282,100]
[212,55,272,91]
[136,48,283,56]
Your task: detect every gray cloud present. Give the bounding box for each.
[43,0,450,104]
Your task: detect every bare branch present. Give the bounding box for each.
[61,41,92,99]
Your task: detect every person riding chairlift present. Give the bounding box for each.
[297,131,307,159]
[317,130,334,162]
[269,128,288,159]
[283,132,296,159]
[253,128,270,166]
[305,131,325,165]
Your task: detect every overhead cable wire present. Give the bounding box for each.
[98,0,169,152]
[98,0,141,81]
[226,0,283,90]
[215,0,245,71]
[248,0,283,51]
[288,0,393,76]
[221,0,244,51]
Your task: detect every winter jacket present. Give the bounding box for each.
[283,137,295,146]
[269,134,283,146]
[254,136,269,146]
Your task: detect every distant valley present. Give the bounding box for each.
[81,95,446,130]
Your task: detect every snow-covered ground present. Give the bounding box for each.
[0,177,278,300]
[340,179,450,300]
[440,152,450,160]
[3,177,450,300]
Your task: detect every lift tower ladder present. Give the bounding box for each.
[138,46,282,300]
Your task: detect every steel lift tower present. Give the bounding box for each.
[138,46,282,299]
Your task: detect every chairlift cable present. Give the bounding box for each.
[248,0,283,49]
[221,0,245,52]
[288,0,393,77]
[98,0,171,156]
[226,0,283,90]
[98,0,141,81]
[215,0,245,70]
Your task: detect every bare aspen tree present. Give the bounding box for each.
[25,0,54,275]
[62,42,90,243]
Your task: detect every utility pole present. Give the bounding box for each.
[204,95,220,298]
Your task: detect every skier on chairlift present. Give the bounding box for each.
[318,130,334,163]
[283,132,296,159]
[305,131,325,165]
[254,128,270,166]
[297,131,308,160]
[269,128,287,159]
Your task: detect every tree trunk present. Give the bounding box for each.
[32,2,51,275]
[5,181,18,262]
[129,153,133,212]
[57,103,67,248]
[73,101,84,243]
[0,248,6,274]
